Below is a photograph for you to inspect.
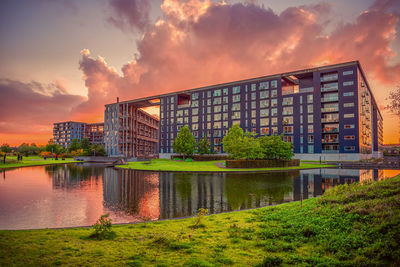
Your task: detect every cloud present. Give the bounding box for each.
[0,79,85,134]
[107,0,151,32]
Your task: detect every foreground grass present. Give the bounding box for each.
[1,176,399,266]
[0,156,78,169]
[117,159,336,172]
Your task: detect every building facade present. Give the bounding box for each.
[53,121,104,148]
[105,61,383,161]
[104,101,159,158]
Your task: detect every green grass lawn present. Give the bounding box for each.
[0,156,78,170]
[116,159,336,172]
[1,175,399,266]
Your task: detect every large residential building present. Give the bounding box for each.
[104,61,383,161]
[53,121,104,148]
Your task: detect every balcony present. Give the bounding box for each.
[322,150,339,153]
[322,139,339,143]
[321,117,339,123]
[323,128,339,133]
[321,97,339,103]
[320,74,338,82]
[321,107,339,113]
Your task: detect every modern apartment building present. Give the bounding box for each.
[104,61,382,161]
[53,121,104,148]
[104,101,159,158]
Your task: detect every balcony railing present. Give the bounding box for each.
[321,118,339,123]
[321,85,339,92]
[323,128,339,133]
[321,97,339,102]
[322,139,339,143]
[322,150,339,153]
[321,107,339,113]
[320,75,338,82]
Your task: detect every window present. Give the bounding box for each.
[300,96,303,104]
[223,113,228,121]
[232,95,240,102]
[344,135,355,140]
[192,93,199,100]
[170,96,175,103]
[251,101,256,109]
[271,80,277,88]
[214,114,221,121]
[223,105,228,112]
[344,146,355,151]
[307,95,313,103]
[343,81,354,86]
[251,110,256,118]
[223,96,228,104]
[283,116,293,125]
[192,108,198,115]
[232,103,240,111]
[283,126,293,134]
[260,109,269,116]
[260,118,269,126]
[207,115,211,121]
[260,127,269,135]
[300,106,303,114]
[260,91,269,99]
[308,145,314,153]
[271,90,278,97]
[232,112,241,120]
[271,118,278,126]
[307,104,313,113]
[260,100,269,108]
[343,102,354,107]
[283,136,293,143]
[251,119,256,127]
[344,124,355,129]
[282,97,293,106]
[343,92,354,96]
[251,92,256,100]
[308,115,313,123]
[271,108,278,116]
[343,70,353,76]
[308,125,314,133]
[214,122,221,129]
[308,135,314,143]
[259,81,269,89]
[223,88,229,95]
[271,99,277,107]
[207,107,211,114]
[207,91,211,98]
[232,86,241,94]
[344,113,354,118]
[214,89,221,97]
[283,106,293,115]
[251,84,256,91]
[207,99,211,105]
[214,106,221,113]
[192,116,198,123]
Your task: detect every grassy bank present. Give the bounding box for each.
[0,156,78,170]
[117,159,336,172]
[1,176,399,266]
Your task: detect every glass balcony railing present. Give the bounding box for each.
[322,139,339,143]
[320,74,338,82]
[321,107,339,113]
[321,118,339,123]
[321,85,339,92]
[321,97,339,102]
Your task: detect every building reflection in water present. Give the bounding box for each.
[47,165,400,222]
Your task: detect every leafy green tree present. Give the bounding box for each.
[222,124,244,159]
[68,138,81,152]
[196,135,211,155]
[0,144,12,153]
[89,144,107,156]
[80,138,90,150]
[259,135,294,160]
[172,125,196,159]
[45,139,64,155]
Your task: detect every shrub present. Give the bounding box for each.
[90,214,114,240]
[192,208,208,228]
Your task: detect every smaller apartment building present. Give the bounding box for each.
[53,121,104,148]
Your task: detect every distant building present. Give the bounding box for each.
[104,61,382,161]
[53,121,104,148]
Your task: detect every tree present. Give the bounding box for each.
[0,144,12,153]
[386,87,400,116]
[259,135,294,160]
[172,125,196,159]
[196,135,211,155]
[89,144,107,156]
[68,138,81,152]
[222,124,244,159]
[45,139,64,155]
[80,138,90,150]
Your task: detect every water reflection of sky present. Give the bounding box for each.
[0,164,399,230]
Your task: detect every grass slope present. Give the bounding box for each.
[117,159,335,172]
[0,156,78,170]
[1,176,399,266]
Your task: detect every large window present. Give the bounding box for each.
[271,80,277,88]
[214,89,221,97]
[260,100,269,108]
[259,81,269,89]
[283,106,293,115]
[282,97,293,106]
[232,86,241,94]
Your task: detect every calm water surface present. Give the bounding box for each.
[0,163,398,230]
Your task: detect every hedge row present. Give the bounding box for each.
[171,154,229,161]
[226,159,300,168]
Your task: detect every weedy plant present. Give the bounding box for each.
[191,208,208,228]
[90,214,115,240]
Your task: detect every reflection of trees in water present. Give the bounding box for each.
[102,169,159,220]
[224,172,297,210]
[45,163,104,189]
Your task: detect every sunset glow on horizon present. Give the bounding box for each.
[1,0,400,146]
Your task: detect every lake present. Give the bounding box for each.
[0,163,398,230]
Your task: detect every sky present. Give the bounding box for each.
[0,0,399,145]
